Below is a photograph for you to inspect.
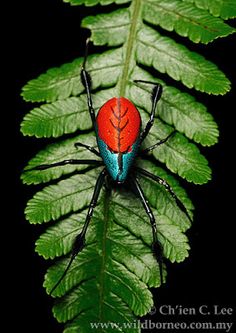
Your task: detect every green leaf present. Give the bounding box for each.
[183,0,236,19]
[136,160,194,228]
[21,50,122,102]
[21,88,116,138]
[143,0,235,44]
[36,211,88,259]
[38,186,189,328]
[83,4,235,45]
[25,168,100,224]
[139,111,211,184]
[21,134,98,184]
[136,26,231,95]
[21,97,92,137]
[21,58,83,102]
[82,8,130,46]
[130,67,219,146]
[63,0,131,5]
[84,12,231,94]
[20,0,235,332]
[158,216,190,263]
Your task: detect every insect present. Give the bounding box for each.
[28,41,191,294]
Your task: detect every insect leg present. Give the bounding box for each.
[81,39,96,129]
[136,167,192,222]
[129,174,164,285]
[134,80,163,144]
[25,159,103,171]
[74,142,101,157]
[50,168,107,295]
[139,131,176,155]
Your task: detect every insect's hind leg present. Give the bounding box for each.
[129,174,164,285]
[50,168,107,295]
[134,80,163,145]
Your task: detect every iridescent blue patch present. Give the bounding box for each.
[97,137,140,182]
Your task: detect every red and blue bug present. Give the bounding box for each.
[96,97,141,183]
[30,42,191,294]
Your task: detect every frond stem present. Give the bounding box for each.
[119,0,143,97]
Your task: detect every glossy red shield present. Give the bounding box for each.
[96,97,141,153]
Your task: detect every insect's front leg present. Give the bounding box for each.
[80,39,96,130]
[134,80,163,145]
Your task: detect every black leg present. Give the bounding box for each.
[134,80,163,145]
[26,159,103,171]
[50,168,107,295]
[104,173,112,192]
[130,175,164,284]
[140,131,176,155]
[136,167,192,222]
[80,39,96,129]
[74,142,101,157]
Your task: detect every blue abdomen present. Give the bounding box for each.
[97,137,140,183]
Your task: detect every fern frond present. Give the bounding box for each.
[183,0,236,19]
[22,134,98,184]
[25,169,100,223]
[143,0,235,43]
[20,0,235,332]
[130,67,219,146]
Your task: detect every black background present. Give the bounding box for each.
[13,0,235,332]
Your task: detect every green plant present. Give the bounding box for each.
[21,0,235,332]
